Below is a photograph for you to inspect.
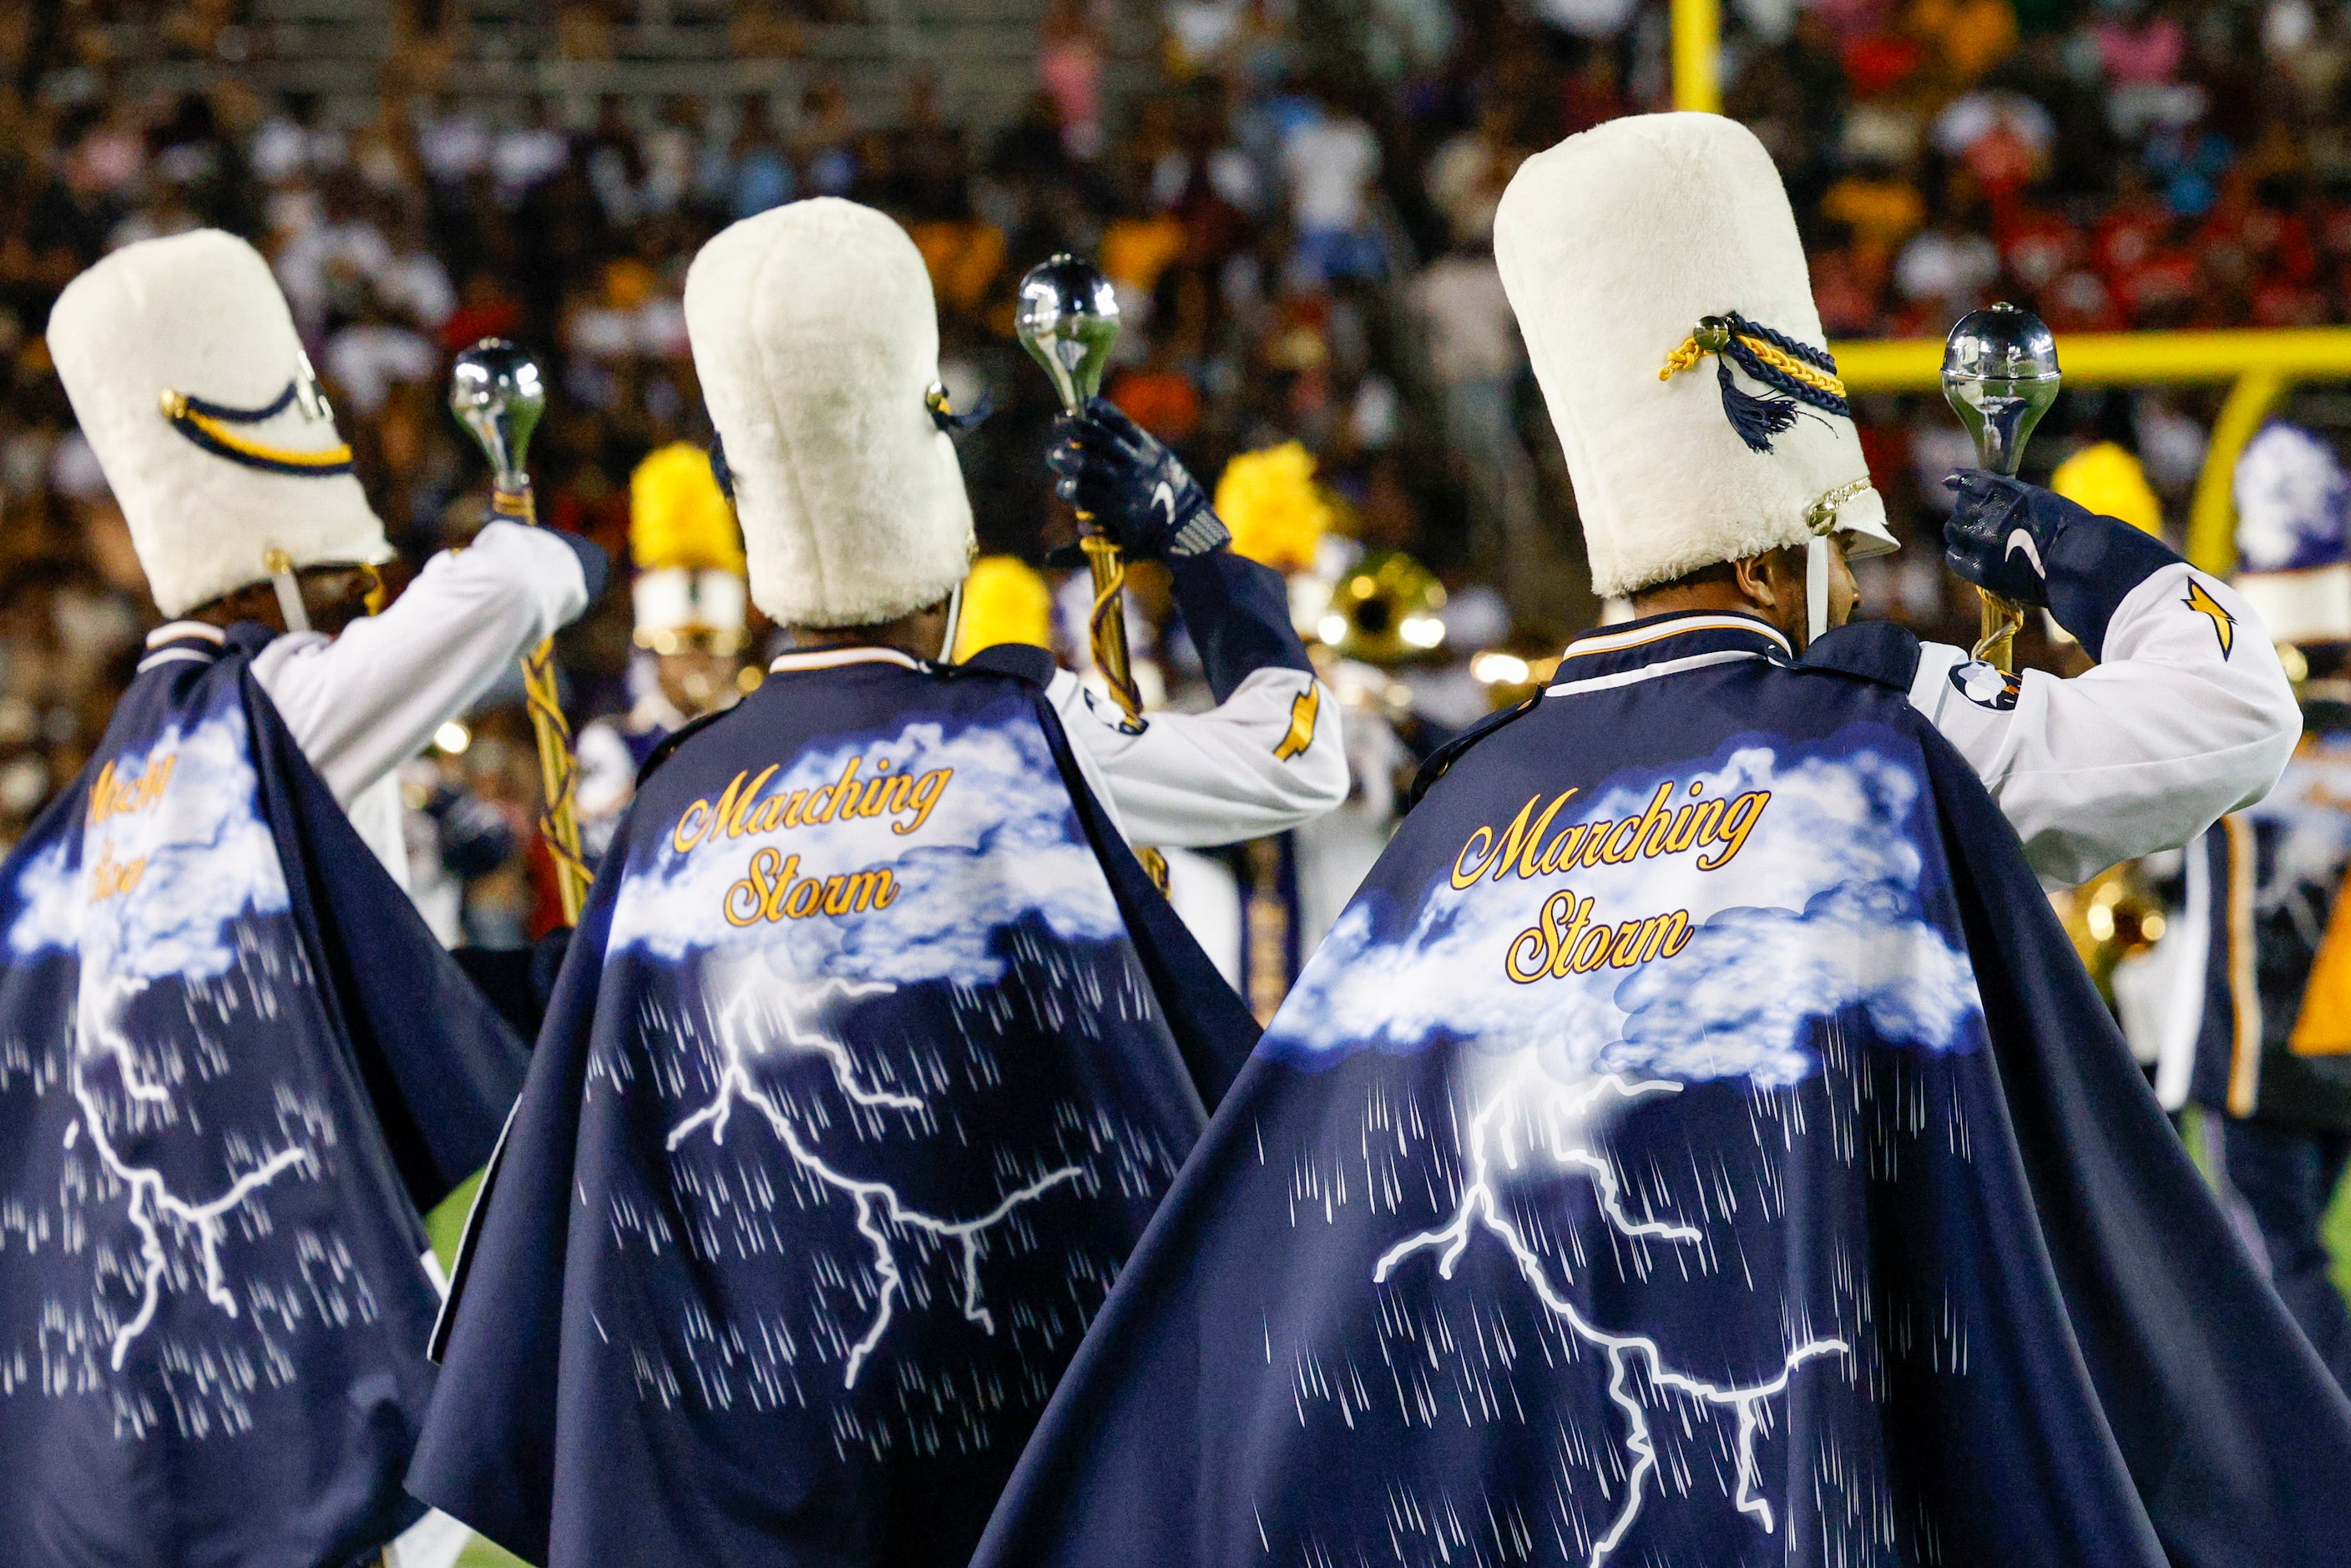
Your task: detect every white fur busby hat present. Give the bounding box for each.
[684,199,973,629]
[47,230,390,618]
[1494,114,1895,600]
[2234,421,2351,645]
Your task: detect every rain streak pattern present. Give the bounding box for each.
[1245,736,1991,1566]
[0,705,386,1443]
[1251,1029,1981,1568]
[588,928,1187,1463]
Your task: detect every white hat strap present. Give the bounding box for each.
[263,548,311,634]
[1800,476,1871,648]
[1805,536,1828,648]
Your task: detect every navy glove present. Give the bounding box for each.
[1940,468,2077,609]
[1941,468,2185,660]
[1045,397,1231,561]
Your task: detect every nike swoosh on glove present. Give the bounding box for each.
[1045,397,1232,561]
[1941,468,2081,609]
[1941,467,2186,660]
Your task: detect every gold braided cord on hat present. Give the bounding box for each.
[1732,336,1847,401]
[1657,337,1707,379]
[159,387,354,475]
[1658,326,1848,402]
[1655,312,1850,453]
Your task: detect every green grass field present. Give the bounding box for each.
[423,1175,532,1568]
[2333,1170,2351,1301]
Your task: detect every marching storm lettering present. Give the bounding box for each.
[725,847,897,928]
[670,753,954,855]
[1506,889,1690,983]
[86,753,176,830]
[83,751,178,902]
[1452,779,1768,887]
[1453,777,1770,985]
[668,750,953,929]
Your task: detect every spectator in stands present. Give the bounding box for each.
[1424,97,1526,246]
[1039,0,1110,159]
[727,94,795,217]
[1278,84,1383,286]
[1411,231,1532,574]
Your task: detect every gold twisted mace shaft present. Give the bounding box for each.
[1077,528,1169,891]
[493,485,590,923]
[1974,589,2025,674]
[1079,533,1146,724]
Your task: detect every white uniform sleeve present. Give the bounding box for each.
[251,520,591,808]
[1049,664,1350,848]
[1908,561,2298,888]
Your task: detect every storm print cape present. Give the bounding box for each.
[0,623,529,1568]
[407,644,1257,1568]
[973,611,2351,1568]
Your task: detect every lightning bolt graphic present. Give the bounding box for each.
[1373,1063,1847,1567]
[667,978,923,1141]
[68,976,313,1370]
[666,976,1084,1388]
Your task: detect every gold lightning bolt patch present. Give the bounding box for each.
[1274,684,1320,761]
[2183,578,2235,658]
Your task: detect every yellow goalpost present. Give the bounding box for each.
[1666,0,2351,578]
[1833,331,2351,576]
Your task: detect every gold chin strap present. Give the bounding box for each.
[359,561,388,617]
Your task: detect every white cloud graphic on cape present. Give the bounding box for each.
[605,708,1124,989]
[9,702,289,975]
[1265,736,1983,1086]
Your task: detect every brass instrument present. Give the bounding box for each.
[448,339,590,924]
[1317,551,1449,665]
[2052,861,2166,1000]
[1941,305,2062,674]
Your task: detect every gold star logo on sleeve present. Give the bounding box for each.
[1274,684,1321,761]
[2182,579,2236,658]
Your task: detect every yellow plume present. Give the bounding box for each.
[629,441,745,574]
[2051,441,2163,538]
[1214,442,1332,574]
[953,555,1054,661]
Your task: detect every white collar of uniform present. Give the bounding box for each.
[144,620,227,649]
[1560,613,1791,660]
[766,646,924,675]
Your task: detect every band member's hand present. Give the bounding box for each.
[1046,397,1231,561]
[1940,469,2088,609]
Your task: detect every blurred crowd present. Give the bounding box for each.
[0,0,2343,938]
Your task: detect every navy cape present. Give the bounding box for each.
[407,646,1256,1567]
[974,612,2351,1568]
[0,625,528,1568]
